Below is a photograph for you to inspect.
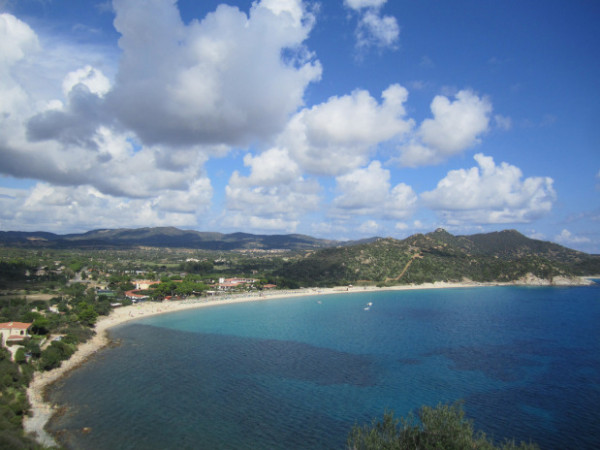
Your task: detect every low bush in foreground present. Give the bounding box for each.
[347,402,539,450]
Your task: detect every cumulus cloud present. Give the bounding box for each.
[344,0,387,8]
[62,65,110,98]
[332,161,416,220]
[0,2,326,232]
[0,183,210,233]
[0,4,560,238]
[108,0,321,147]
[554,229,591,245]
[0,13,40,64]
[280,84,413,175]
[355,10,399,50]
[358,219,381,234]
[224,147,321,232]
[344,0,399,50]
[0,13,39,124]
[397,90,492,167]
[421,153,556,224]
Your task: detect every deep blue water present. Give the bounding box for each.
[47,285,600,449]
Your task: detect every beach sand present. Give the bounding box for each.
[23,278,593,446]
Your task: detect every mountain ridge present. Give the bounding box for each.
[275,228,600,286]
[2,227,598,284]
[0,227,341,250]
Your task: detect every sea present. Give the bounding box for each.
[47,284,600,449]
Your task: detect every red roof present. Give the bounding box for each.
[0,322,32,330]
[125,290,148,299]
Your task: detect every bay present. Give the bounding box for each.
[47,285,600,449]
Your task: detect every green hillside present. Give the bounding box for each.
[277,229,600,287]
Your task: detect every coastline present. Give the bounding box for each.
[23,277,594,447]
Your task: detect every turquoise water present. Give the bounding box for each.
[48,285,600,449]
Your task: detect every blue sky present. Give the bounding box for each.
[0,0,598,253]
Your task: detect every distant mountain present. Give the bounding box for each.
[276,228,600,286]
[0,227,340,251]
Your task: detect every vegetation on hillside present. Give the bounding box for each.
[277,229,600,287]
[348,402,539,450]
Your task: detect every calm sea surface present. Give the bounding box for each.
[48,284,600,449]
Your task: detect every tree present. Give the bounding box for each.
[347,402,539,450]
[77,302,98,326]
[32,317,50,335]
[14,348,26,365]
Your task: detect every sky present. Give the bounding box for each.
[0,0,599,253]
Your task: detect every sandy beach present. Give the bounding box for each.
[22,278,594,447]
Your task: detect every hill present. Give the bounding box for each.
[0,227,339,251]
[276,228,600,286]
[1,227,598,285]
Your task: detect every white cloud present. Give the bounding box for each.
[0,13,39,65]
[356,10,399,50]
[343,0,399,50]
[0,14,39,122]
[332,161,416,220]
[107,0,321,147]
[421,153,556,224]
[0,3,323,233]
[494,114,512,131]
[62,65,110,98]
[280,84,413,175]
[0,182,210,233]
[554,229,591,245]
[224,148,321,232]
[241,147,302,186]
[358,219,380,234]
[344,0,387,9]
[397,90,492,167]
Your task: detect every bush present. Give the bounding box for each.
[38,340,75,371]
[14,348,26,365]
[347,402,539,450]
[62,323,94,344]
[22,340,41,359]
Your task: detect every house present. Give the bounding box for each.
[125,290,149,301]
[135,280,160,290]
[217,277,258,291]
[0,322,32,345]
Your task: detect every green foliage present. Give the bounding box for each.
[22,340,41,359]
[38,340,75,371]
[180,260,213,274]
[0,380,39,449]
[61,323,94,344]
[347,402,539,450]
[14,348,26,365]
[76,302,98,326]
[31,317,50,335]
[278,229,599,287]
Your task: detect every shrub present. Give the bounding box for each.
[347,402,539,450]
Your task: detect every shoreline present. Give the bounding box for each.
[23,278,595,447]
